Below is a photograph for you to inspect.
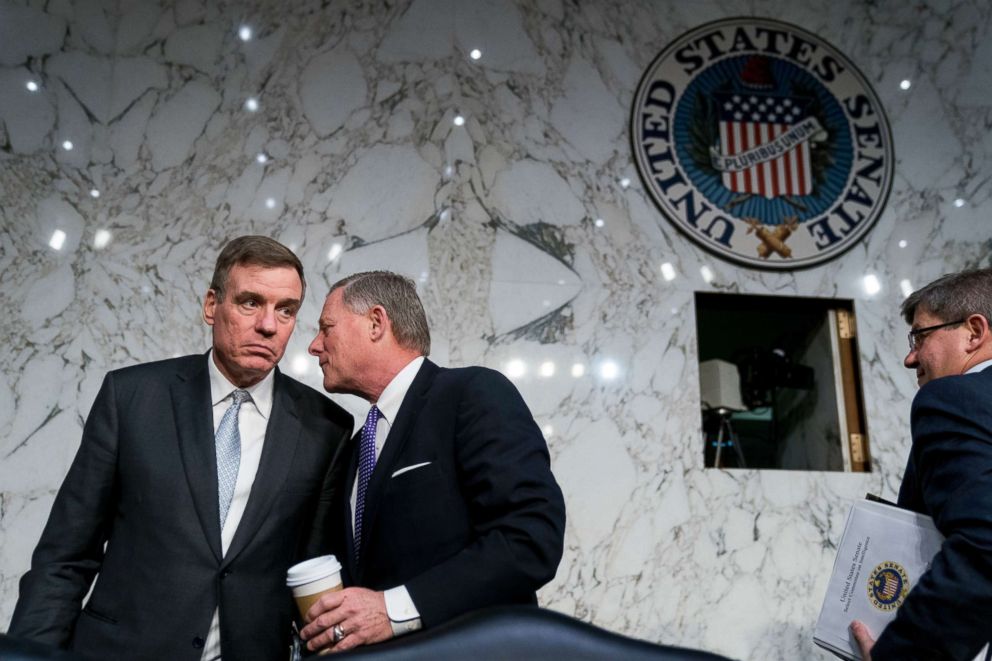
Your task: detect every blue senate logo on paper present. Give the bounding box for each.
[631,18,893,269]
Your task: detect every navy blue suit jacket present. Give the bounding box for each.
[331,359,566,627]
[873,366,992,660]
[9,354,353,661]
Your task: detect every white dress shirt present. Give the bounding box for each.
[201,354,274,661]
[350,356,425,636]
[965,358,992,374]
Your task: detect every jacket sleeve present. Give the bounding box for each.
[873,375,992,661]
[302,421,353,561]
[8,373,120,647]
[404,369,566,626]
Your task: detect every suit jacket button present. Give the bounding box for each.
[221,569,231,579]
[193,636,205,649]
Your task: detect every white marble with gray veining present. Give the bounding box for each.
[1,0,990,659]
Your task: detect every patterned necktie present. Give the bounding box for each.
[216,389,250,528]
[354,405,381,561]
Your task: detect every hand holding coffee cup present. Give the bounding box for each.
[286,555,343,621]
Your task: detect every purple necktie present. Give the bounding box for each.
[354,405,380,561]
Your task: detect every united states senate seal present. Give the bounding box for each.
[631,18,893,269]
[867,560,910,611]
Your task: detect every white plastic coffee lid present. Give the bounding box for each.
[286,555,342,587]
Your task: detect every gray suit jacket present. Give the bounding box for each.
[9,354,353,661]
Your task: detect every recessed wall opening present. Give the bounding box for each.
[695,292,870,472]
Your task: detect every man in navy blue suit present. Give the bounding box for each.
[852,267,992,661]
[299,271,566,654]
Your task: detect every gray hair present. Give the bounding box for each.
[330,271,431,355]
[901,268,992,325]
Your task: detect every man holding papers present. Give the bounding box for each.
[851,268,992,661]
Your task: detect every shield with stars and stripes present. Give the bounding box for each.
[713,91,815,200]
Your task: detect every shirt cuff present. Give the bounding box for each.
[383,585,422,637]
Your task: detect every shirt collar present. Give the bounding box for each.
[966,358,992,375]
[373,356,425,424]
[207,351,275,419]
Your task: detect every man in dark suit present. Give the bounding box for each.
[851,267,992,661]
[8,236,353,660]
[299,271,565,653]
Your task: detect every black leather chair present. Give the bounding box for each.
[1,607,734,660]
[334,606,733,660]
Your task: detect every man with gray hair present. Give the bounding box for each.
[851,267,992,661]
[300,271,566,653]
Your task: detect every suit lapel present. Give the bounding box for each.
[341,430,360,578]
[356,360,438,575]
[172,354,223,563]
[224,369,301,566]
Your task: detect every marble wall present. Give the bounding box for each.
[1,0,990,658]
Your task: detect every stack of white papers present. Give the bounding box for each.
[814,498,943,660]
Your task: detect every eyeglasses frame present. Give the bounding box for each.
[907,319,966,352]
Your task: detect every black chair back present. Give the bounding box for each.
[334,606,734,660]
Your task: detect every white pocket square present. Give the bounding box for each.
[391,462,432,478]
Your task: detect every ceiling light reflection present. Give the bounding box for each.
[49,229,66,250]
[453,114,466,126]
[26,80,39,92]
[505,359,526,379]
[291,353,310,376]
[594,218,605,228]
[89,188,100,198]
[660,262,676,281]
[619,177,631,188]
[539,361,555,377]
[245,97,259,112]
[327,243,342,261]
[541,424,553,438]
[862,274,881,296]
[61,140,73,151]
[898,239,907,248]
[570,363,585,378]
[700,265,714,283]
[94,229,111,249]
[265,197,277,209]
[256,153,268,164]
[238,25,252,41]
[899,79,911,91]
[470,49,482,60]
[953,198,965,208]
[899,279,914,298]
[599,360,619,380]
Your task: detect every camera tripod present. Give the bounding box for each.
[712,410,747,469]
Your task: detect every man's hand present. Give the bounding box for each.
[850,620,875,661]
[300,587,394,653]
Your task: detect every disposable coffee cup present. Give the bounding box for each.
[286,555,343,620]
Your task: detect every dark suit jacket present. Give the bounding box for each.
[873,366,992,661]
[330,359,566,628]
[8,354,353,661]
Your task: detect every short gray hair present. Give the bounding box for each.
[901,268,992,325]
[330,271,431,355]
